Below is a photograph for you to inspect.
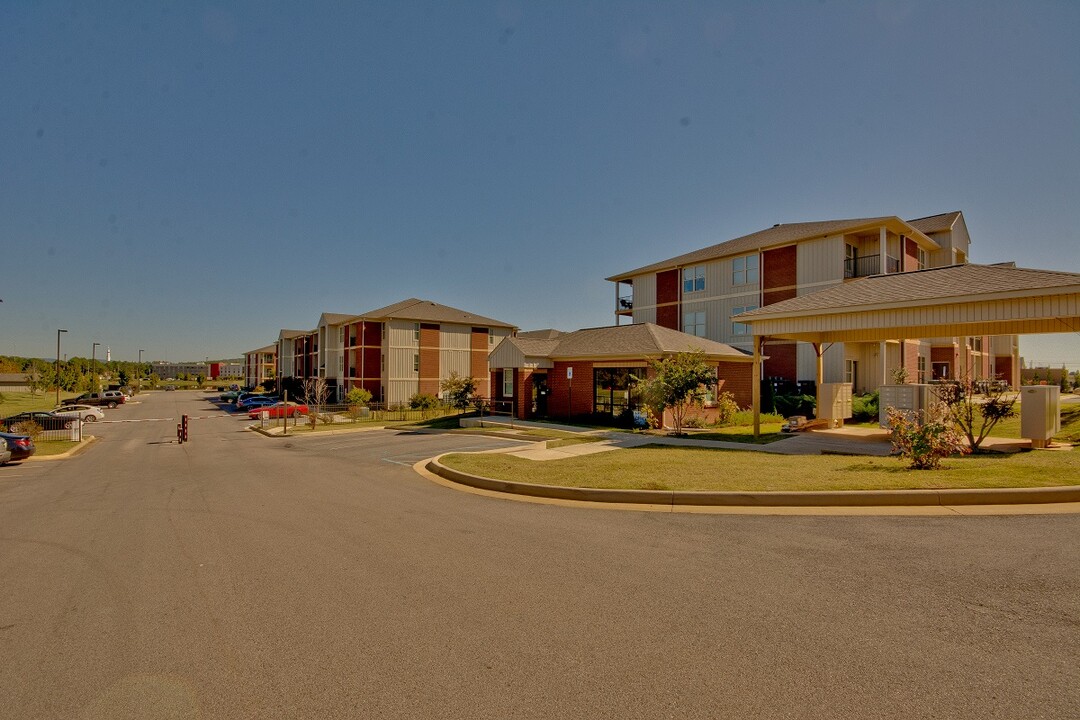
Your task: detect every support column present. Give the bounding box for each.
[752,336,762,438]
[879,226,888,274]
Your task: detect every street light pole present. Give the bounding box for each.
[92,342,100,392]
[56,329,67,407]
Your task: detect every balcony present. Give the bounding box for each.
[616,296,633,315]
[845,254,900,278]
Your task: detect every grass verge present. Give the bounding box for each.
[0,391,81,415]
[32,440,81,457]
[439,444,1079,492]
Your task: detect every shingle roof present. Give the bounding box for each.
[0,373,30,383]
[277,329,311,340]
[606,216,921,282]
[350,298,516,329]
[905,211,961,235]
[735,264,1080,319]
[246,345,277,355]
[319,313,354,326]
[516,329,566,339]
[508,323,752,361]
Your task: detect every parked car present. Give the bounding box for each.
[0,448,10,466]
[52,404,105,423]
[61,391,126,408]
[218,390,242,403]
[248,401,309,419]
[238,396,279,411]
[0,431,36,461]
[2,411,76,432]
[164,385,177,391]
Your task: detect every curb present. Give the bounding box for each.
[425,454,1080,507]
[25,434,99,461]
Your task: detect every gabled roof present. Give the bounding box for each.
[0,373,30,383]
[606,216,937,282]
[349,298,516,329]
[516,329,566,339]
[245,344,277,355]
[318,313,353,326]
[495,323,752,363]
[905,211,962,235]
[735,263,1080,320]
[277,329,312,340]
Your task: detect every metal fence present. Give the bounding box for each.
[2,419,83,443]
[255,397,519,430]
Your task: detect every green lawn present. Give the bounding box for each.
[32,440,81,457]
[440,444,1079,492]
[673,422,789,444]
[0,391,81,415]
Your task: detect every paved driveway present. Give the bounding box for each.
[1,391,1077,719]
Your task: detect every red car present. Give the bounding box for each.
[248,402,309,419]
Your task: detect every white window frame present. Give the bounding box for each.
[682,265,705,294]
[488,328,494,345]
[844,359,857,386]
[338,327,344,344]
[682,310,705,337]
[502,369,514,397]
[414,323,420,342]
[731,305,757,336]
[413,353,420,373]
[732,254,759,286]
[917,355,927,383]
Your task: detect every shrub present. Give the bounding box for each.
[887,403,969,470]
[345,387,373,406]
[773,393,815,418]
[730,409,785,426]
[711,391,739,426]
[683,416,707,429]
[409,393,439,411]
[851,392,879,422]
[10,420,42,439]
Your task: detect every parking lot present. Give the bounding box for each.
[1,390,1078,719]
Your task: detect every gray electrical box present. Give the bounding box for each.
[1020,385,1060,448]
[879,384,934,429]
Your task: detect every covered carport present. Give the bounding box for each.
[734,263,1080,435]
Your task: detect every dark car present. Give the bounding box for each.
[2,411,76,432]
[0,431,37,461]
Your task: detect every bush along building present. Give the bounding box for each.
[605,212,1022,395]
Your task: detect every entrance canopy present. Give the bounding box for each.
[735,264,1080,343]
[733,263,1080,434]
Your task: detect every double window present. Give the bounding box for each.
[682,311,705,337]
[732,254,759,286]
[682,265,705,293]
[731,305,757,335]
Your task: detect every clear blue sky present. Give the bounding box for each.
[2,1,1078,367]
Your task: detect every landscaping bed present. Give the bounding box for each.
[439,444,1078,492]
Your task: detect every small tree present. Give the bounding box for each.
[409,392,440,418]
[635,351,717,436]
[303,377,330,429]
[891,367,909,385]
[25,370,46,397]
[887,403,969,470]
[195,373,207,389]
[933,377,1017,451]
[440,371,476,414]
[345,387,373,422]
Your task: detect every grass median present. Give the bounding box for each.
[439,444,1079,492]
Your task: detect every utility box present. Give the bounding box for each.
[1020,385,1060,449]
[879,384,934,429]
[816,383,853,427]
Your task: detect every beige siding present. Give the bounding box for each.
[631,272,656,324]
[438,324,472,383]
[796,235,845,287]
[386,320,420,405]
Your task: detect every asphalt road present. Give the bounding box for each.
[1,391,1077,719]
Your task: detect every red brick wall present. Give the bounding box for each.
[548,361,595,418]
[995,356,1014,386]
[762,246,796,306]
[419,323,440,396]
[655,269,679,329]
[763,342,797,381]
[716,361,753,408]
[902,341,921,378]
[517,369,533,419]
[471,328,490,396]
[904,238,919,271]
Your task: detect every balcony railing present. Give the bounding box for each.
[617,296,633,313]
[844,254,900,278]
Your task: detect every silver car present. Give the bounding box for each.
[52,404,106,423]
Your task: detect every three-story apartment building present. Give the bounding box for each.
[607,212,1020,393]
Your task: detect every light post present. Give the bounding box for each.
[56,329,68,407]
[92,342,100,392]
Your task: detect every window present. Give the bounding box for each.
[732,254,759,285]
[337,356,343,372]
[414,322,420,342]
[731,305,757,335]
[338,327,344,344]
[413,353,419,372]
[682,311,705,337]
[845,360,857,387]
[593,367,639,416]
[917,356,927,383]
[917,248,928,270]
[682,265,705,293]
[488,328,494,345]
[502,369,514,397]
[381,354,385,372]
[970,336,983,352]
